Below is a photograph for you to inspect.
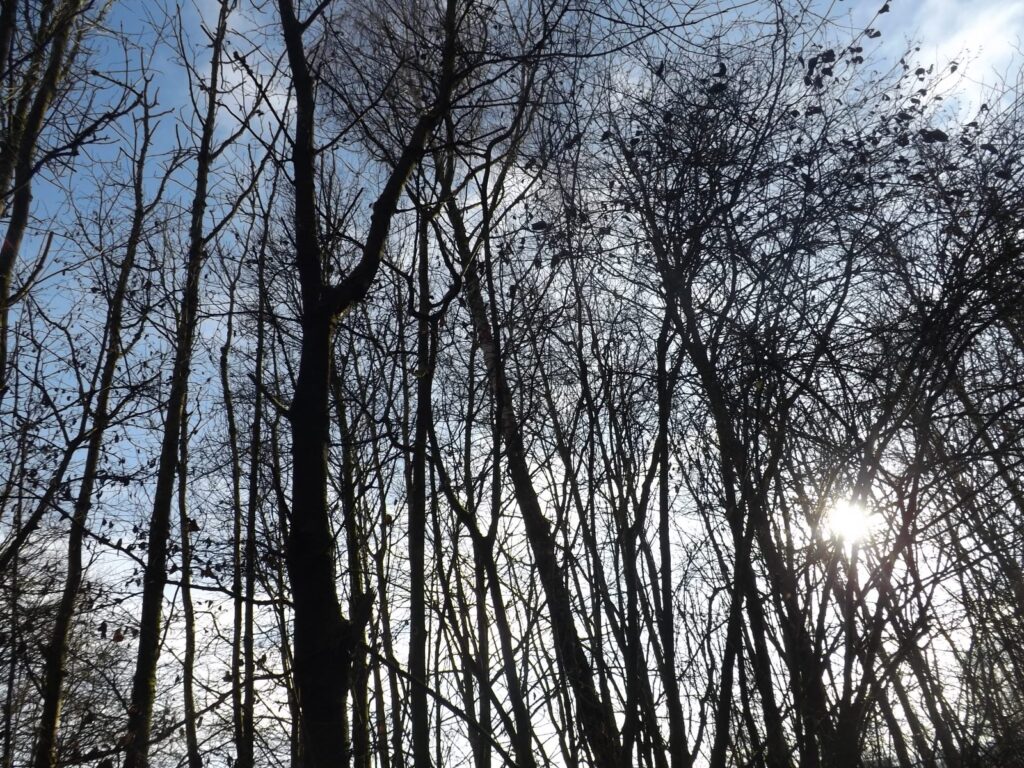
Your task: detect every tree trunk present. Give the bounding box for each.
[408,212,433,768]
[176,412,203,768]
[122,3,229,763]
[449,203,627,768]
[0,0,85,394]
[273,0,459,761]
[29,94,155,768]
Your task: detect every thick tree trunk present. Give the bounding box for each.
[288,313,354,767]
[273,0,459,761]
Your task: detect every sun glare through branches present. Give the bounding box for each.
[823,498,881,550]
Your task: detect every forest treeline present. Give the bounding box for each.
[1,0,1023,766]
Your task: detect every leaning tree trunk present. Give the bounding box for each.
[447,200,628,768]
[31,95,158,768]
[0,0,86,395]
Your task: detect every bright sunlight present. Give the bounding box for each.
[824,498,881,548]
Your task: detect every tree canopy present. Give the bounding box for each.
[1,1,1023,767]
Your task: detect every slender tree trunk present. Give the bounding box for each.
[333,369,371,768]
[366,412,407,768]
[123,4,229,763]
[408,212,433,768]
[709,566,744,768]
[655,316,691,768]
[2,477,22,768]
[223,278,247,762]
[239,223,268,768]
[429,340,536,768]
[449,204,627,768]
[0,0,84,394]
[30,95,156,768]
[472,553,490,768]
[668,282,792,768]
[268,424,304,768]
[176,410,203,768]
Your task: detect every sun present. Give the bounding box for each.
[823,498,880,548]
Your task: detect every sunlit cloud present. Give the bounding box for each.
[855,0,1024,109]
[909,0,1024,77]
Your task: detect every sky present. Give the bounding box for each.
[850,0,1024,104]
[24,0,1024,243]
[897,0,1024,72]
[94,0,1024,123]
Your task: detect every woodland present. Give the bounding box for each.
[0,0,1022,767]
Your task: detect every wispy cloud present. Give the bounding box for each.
[909,0,1024,81]
[845,0,1024,110]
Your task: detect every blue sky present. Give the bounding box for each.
[96,1,1024,124]
[27,0,1024,232]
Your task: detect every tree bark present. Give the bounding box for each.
[273,0,459,762]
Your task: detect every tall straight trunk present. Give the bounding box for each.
[655,317,691,768]
[30,97,157,768]
[122,4,230,764]
[472,555,489,768]
[408,213,433,768]
[481,541,536,766]
[708,557,744,768]
[176,411,203,768]
[268,419,303,767]
[448,203,627,768]
[237,222,268,768]
[332,370,371,768]
[371,661,392,768]
[464,348,492,768]
[223,279,246,762]
[273,0,458,762]
[367,426,406,768]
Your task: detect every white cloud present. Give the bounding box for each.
[910,0,1024,81]
[842,0,1024,111]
